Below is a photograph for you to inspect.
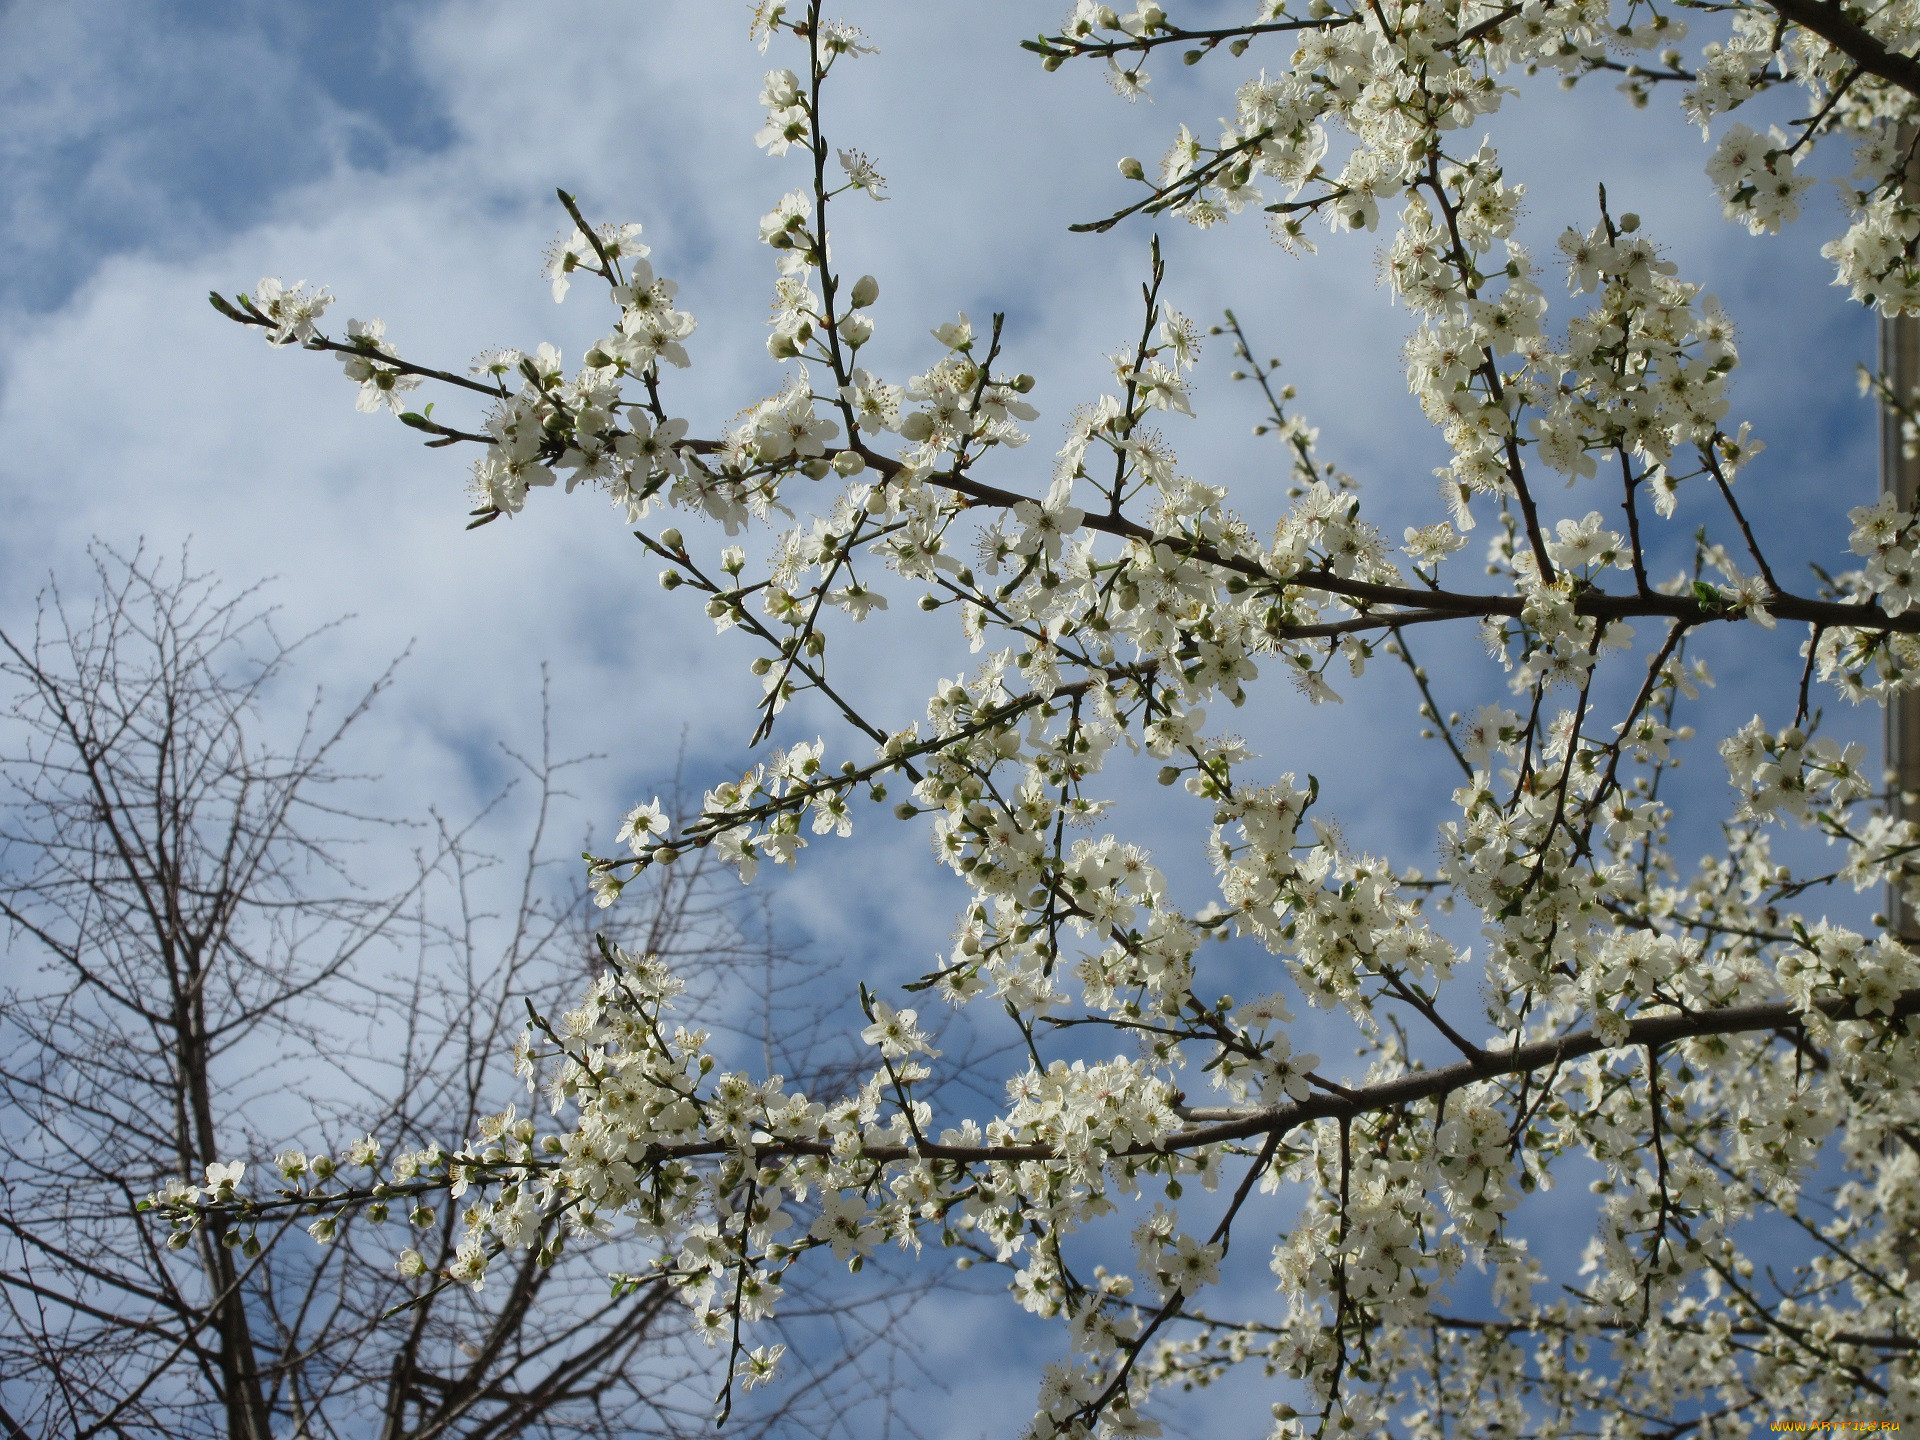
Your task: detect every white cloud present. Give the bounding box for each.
[0,2,1889,1431]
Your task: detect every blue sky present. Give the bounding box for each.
[0,2,1888,1434]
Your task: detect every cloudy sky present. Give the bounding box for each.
[0,1,1884,1433]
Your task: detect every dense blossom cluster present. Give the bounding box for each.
[165,0,1920,1434]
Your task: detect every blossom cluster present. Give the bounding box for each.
[172,1,1920,1435]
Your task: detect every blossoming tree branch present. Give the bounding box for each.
[165,0,1920,1432]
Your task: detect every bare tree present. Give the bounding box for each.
[0,545,920,1440]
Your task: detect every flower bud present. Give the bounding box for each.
[832,448,865,475]
[850,274,880,309]
[661,528,684,550]
[659,569,682,589]
[1118,156,1146,182]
